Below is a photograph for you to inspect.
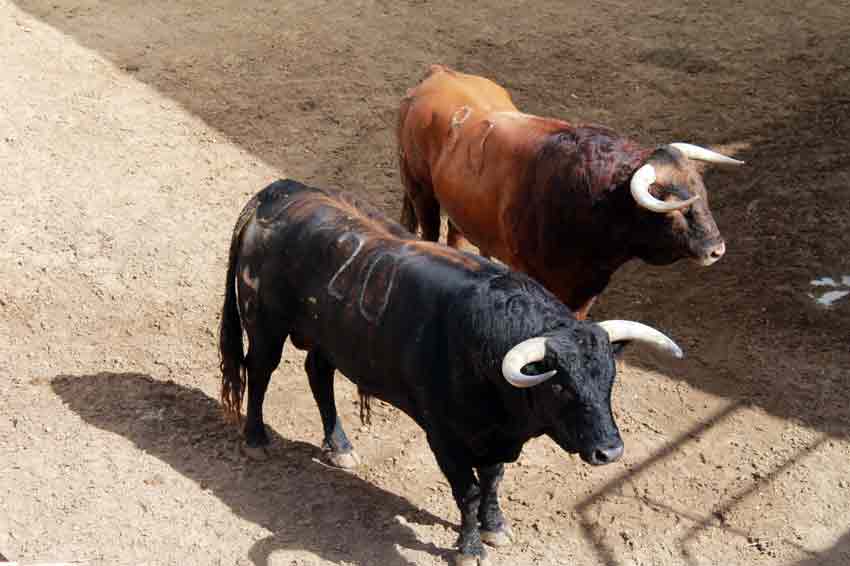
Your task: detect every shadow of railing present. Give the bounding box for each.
[676,435,827,565]
[575,400,829,565]
[51,372,454,566]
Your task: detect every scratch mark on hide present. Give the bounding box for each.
[469,119,495,176]
[359,252,400,323]
[241,265,260,291]
[445,105,472,155]
[451,105,472,128]
[237,265,259,324]
[256,193,302,226]
[327,233,365,300]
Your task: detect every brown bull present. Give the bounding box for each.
[398,65,743,319]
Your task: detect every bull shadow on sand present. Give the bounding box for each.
[791,530,850,566]
[51,372,455,566]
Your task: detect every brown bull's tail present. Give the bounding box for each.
[399,193,417,234]
[397,89,424,236]
[219,195,260,423]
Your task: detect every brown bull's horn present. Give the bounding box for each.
[669,143,745,166]
[597,320,684,359]
[630,163,700,213]
[501,337,557,388]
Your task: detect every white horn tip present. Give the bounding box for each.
[669,142,746,166]
[598,320,685,360]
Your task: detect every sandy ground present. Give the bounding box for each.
[1,0,849,565]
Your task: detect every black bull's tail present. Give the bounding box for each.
[219,195,260,422]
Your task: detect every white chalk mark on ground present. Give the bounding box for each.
[808,275,850,307]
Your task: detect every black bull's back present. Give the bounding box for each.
[239,180,519,415]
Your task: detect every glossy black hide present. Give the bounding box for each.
[219,179,624,563]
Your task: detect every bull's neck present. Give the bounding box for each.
[521,177,642,316]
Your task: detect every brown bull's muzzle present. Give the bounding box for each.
[693,240,726,266]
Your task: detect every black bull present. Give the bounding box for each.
[219,179,679,563]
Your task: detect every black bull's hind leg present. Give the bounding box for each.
[305,349,360,468]
[242,322,286,459]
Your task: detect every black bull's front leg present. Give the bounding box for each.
[427,434,514,564]
[477,463,513,546]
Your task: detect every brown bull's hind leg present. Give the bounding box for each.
[414,195,441,242]
[399,167,441,241]
[306,349,360,469]
[399,193,418,234]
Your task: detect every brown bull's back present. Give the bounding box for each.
[397,66,661,319]
[399,66,572,264]
[399,66,516,172]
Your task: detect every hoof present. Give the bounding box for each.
[326,449,361,469]
[481,525,513,547]
[241,444,270,461]
[454,553,490,566]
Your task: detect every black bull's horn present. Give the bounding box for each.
[501,321,683,388]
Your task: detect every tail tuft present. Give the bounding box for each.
[218,195,260,423]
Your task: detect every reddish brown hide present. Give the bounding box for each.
[398,65,729,319]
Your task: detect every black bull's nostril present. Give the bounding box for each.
[589,442,624,465]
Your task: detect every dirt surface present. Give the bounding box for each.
[1,1,849,564]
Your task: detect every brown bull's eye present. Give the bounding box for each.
[552,384,563,395]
